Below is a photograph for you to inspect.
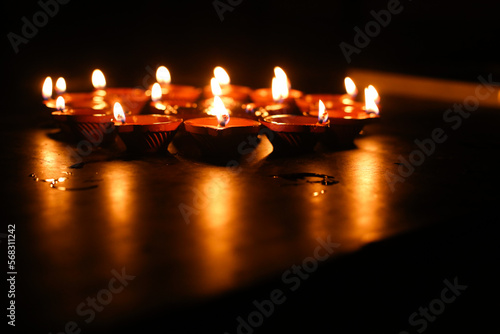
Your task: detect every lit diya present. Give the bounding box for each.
[112,102,183,154]
[296,77,361,114]
[246,66,303,118]
[202,66,252,102]
[91,69,149,115]
[42,76,93,110]
[43,69,149,114]
[50,96,115,144]
[200,71,245,114]
[148,66,201,116]
[260,107,330,155]
[183,96,261,158]
[310,87,381,148]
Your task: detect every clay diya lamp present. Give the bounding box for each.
[202,66,252,102]
[183,96,261,158]
[149,83,201,120]
[200,77,243,115]
[50,96,115,144]
[249,67,303,116]
[149,66,202,117]
[112,102,183,154]
[42,76,108,112]
[104,87,149,115]
[309,99,380,149]
[260,113,329,155]
[69,69,148,114]
[296,77,360,114]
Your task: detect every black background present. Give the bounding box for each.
[4,0,500,109]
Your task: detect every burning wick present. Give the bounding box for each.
[213,96,230,127]
[113,102,126,124]
[218,114,229,127]
[56,96,66,111]
[317,100,328,124]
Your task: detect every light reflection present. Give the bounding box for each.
[191,170,238,293]
[345,144,388,244]
[103,163,138,264]
[299,140,389,251]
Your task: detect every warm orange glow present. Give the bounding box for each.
[344,106,354,113]
[156,66,171,85]
[92,69,106,90]
[56,96,65,111]
[211,77,222,96]
[151,83,162,102]
[318,100,328,124]
[365,86,380,114]
[213,96,230,127]
[344,77,358,98]
[214,66,230,85]
[55,77,66,95]
[42,76,52,100]
[113,102,126,123]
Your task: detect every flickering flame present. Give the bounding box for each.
[364,86,379,115]
[151,83,162,102]
[92,69,106,90]
[272,67,289,102]
[156,66,171,85]
[274,66,291,90]
[211,77,222,96]
[42,76,52,100]
[113,102,126,123]
[367,85,380,104]
[344,77,357,98]
[56,96,65,111]
[214,66,230,85]
[213,96,230,127]
[55,77,66,95]
[318,100,328,124]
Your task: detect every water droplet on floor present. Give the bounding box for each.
[270,173,339,186]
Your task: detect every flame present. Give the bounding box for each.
[56,96,65,111]
[274,66,291,90]
[156,66,171,85]
[213,96,230,127]
[364,86,379,115]
[151,82,162,102]
[211,77,222,96]
[55,77,66,95]
[214,66,230,85]
[272,67,289,102]
[92,69,106,90]
[367,85,380,104]
[318,100,328,124]
[344,77,357,98]
[113,102,126,123]
[42,76,52,100]
[274,66,287,80]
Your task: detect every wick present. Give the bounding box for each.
[218,114,229,127]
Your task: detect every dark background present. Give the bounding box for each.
[4,0,500,108]
[2,1,500,333]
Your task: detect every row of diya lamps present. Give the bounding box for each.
[42,66,380,157]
